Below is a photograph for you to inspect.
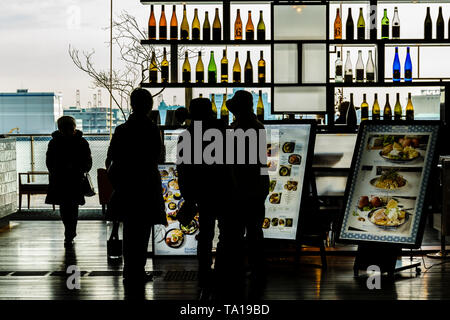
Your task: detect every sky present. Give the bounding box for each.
[0,0,146,108]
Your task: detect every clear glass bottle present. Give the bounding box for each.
[335,50,343,83]
[366,50,375,82]
[355,50,364,82]
[344,51,353,83]
[392,7,400,39]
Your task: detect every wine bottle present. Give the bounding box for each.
[424,7,432,40]
[244,51,253,83]
[221,49,228,83]
[246,11,255,40]
[334,8,342,40]
[235,9,243,40]
[393,47,401,82]
[213,8,221,41]
[257,10,266,41]
[355,50,364,82]
[366,50,375,82]
[405,47,412,82]
[211,94,218,118]
[148,5,156,40]
[346,93,357,128]
[180,5,189,40]
[170,5,178,40]
[159,5,167,40]
[199,93,203,98]
[383,93,392,121]
[161,47,169,83]
[192,9,200,40]
[203,11,211,41]
[346,8,354,40]
[357,8,365,40]
[335,51,343,83]
[258,51,266,83]
[208,51,217,83]
[406,92,414,121]
[437,6,444,40]
[233,52,241,83]
[195,51,204,83]
[344,51,353,83]
[392,7,400,39]
[149,51,158,83]
[182,52,191,83]
[220,94,229,125]
[381,9,389,39]
[361,94,369,121]
[257,90,264,122]
[394,92,402,120]
[372,93,381,120]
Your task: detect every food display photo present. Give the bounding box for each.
[263,123,314,240]
[154,164,199,255]
[339,123,439,246]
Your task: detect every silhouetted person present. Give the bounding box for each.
[226,90,269,295]
[46,116,92,248]
[176,98,232,301]
[105,88,167,291]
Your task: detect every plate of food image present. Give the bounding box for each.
[282,142,295,153]
[168,179,180,190]
[269,193,282,204]
[279,218,285,227]
[369,170,407,191]
[367,199,409,229]
[288,154,302,165]
[262,218,271,229]
[165,229,184,248]
[271,218,279,226]
[286,218,293,227]
[268,160,278,172]
[284,181,298,191]
[167,210,178,221]
[279,165,291,177]
[168,202,177,210]
[173,192,182,200]
[379,140,420,163]
[269,180,277,192]
[180,220,199,235]
[160,170,169,177]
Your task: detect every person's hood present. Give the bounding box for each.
[51,129,83,139]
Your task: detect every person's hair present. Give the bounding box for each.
[189,98,214,121]
[130,88,153,114]
[57,116,76,135]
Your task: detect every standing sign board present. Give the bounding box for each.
[337,121,440,248]
[263,121,316,240]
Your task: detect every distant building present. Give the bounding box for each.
[64,106,127,134]
[0,89,63,134]
[156,96,183,125]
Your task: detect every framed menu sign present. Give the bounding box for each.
[337,121,440,248]
[263,121,316,240]
[153,164,198,256]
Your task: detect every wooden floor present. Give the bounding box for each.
[0,221,449,300]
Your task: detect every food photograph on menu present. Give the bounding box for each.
[338,123,439,246]
[153,165,199,255]
[263,123,314,240]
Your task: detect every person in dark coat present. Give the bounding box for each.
[45,116,92,247]
[176,98,232,300]
[105,88,167,288]
[226,90,270,294]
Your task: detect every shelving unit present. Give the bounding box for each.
[139,0,449,131]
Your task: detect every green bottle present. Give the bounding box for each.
[381,9,389,39]
[357,8,365,40]
[208,51,217,83]
[394,93,402,120]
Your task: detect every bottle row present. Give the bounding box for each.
[335,46,413,83]
[208,91,265,123]
[334,6,450,40]
[344,92,414,127]
[148,5,266,41]
[149,49,266,84]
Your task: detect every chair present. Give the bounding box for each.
[97,168,113,215]
[18,172,55,211]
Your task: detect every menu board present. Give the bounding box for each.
[338,122,440,247]
[153,164,199,255]
[263,123,315,240]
